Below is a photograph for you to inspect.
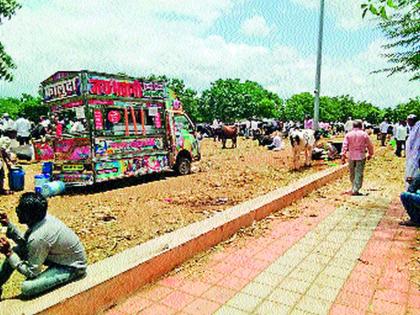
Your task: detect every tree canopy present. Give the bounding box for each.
[362,0,420,80]
[0,0,21,81]
[199,79,283,122]
[1,75,417,125]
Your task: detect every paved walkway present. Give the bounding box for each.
[105,197,419,315]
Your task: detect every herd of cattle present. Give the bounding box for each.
[196,121,324,170]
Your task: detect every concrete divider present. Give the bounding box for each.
[1,165,347,315]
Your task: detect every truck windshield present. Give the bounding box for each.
[174,114,194,133]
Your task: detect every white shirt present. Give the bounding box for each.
[379,121,390,133]
[344,120,353,132]
[1,118,15,131]
[272,136,282,149]
[40,120,50,128]
[251,121,259,130]
[15,117,31,137]
[70,121,85,133]
[395,125,408,141]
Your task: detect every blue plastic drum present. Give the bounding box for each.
[9,167,25,191]
[34,174,50,194]
[42,162,53,175]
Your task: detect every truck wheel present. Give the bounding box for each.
[176,157,191,175]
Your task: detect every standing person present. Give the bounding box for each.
[407,114,418,132]
[341,120,374,196]
[0,136,14,195]
[1,114,16,139]
[304,115,313,129]
[395,120,408,157]
[15,115,32,146]
[244,119,251,138]
[344,117,353,133]
[379,117,390,146]
[0,193,87,299]
[250,119,259,137]
[405,117,420,187]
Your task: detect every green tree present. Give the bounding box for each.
[0,94,45,121]
[0,0,21,81]
[283,92,314,121]
[199,79,283,122]
[362,0,419,80]
[383,97,420,122]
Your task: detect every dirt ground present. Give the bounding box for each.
[0,136,417,298]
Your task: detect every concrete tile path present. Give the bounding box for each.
[105,198,419,315]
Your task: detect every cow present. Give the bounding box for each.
[220,125,238,149]
[252,130,273,146]
[289,129,321,170]
[196,123,214,139]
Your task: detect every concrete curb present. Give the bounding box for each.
[1,165,348,315]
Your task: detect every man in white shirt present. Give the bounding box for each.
[379,118,390,146]
[395,120,408,157]
[250,119,259,137]
[267,132,283,151]
[344,117,353,133]
[1,114,16,138]
[15,116,32,146]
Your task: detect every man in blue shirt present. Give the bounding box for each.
[0,192,87,298]
[400,158,420,226]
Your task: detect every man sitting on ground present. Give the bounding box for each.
[400,160,420,227]
[0,193,87,299]
[267,131,283,151]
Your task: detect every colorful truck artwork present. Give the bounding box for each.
[38,70,200,186]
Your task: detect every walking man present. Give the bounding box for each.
[379,117,390,146]
[395,120,408,157]
[15,115,32,146]
[341,120,374,196]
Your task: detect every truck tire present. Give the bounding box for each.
[175,157,191,175]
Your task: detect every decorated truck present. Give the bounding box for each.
[36,70,200,186]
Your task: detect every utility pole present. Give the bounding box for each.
[313,0,325,130]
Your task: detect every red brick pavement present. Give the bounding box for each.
[330,200,419,315]
[105,199,419,315]
[105,202,335,314]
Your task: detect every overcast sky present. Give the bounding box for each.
[0,0,418,107]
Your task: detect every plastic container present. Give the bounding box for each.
[41,181,65,198]
[9,166,25,191]
[34,174,50,194]
[42,162,53,175]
